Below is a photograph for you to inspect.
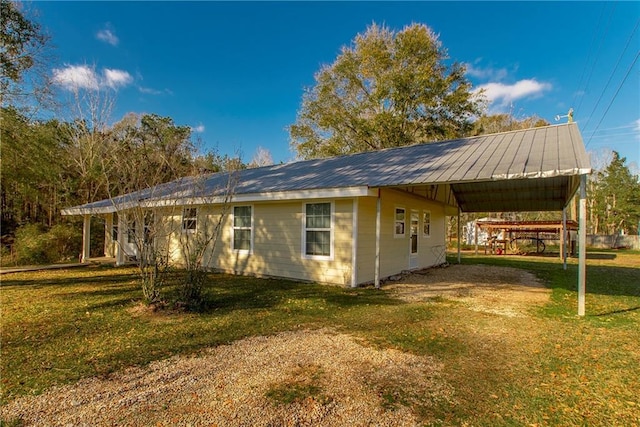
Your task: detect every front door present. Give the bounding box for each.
[409,210,419,269]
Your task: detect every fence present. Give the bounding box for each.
[585,234,640,250]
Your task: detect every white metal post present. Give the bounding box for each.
[374,190,381,289]
[578,175,587,316]
[116,212,126,266]
[81,214,91,263]
[562,208,567,270]
[457,207,461,264]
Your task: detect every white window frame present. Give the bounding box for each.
[422,210,431,237]
[302,201,334,260]
[394,206,406,238]
[182,207,197,233]
[232,205,253,253]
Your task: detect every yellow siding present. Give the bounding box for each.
[157,200,354,286]
[356,188,448,284]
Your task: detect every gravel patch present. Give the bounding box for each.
[1,329,454,426]
[384,264,550,317]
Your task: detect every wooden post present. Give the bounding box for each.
[81,214,91,263]
[578,175,587,316]
[374,190,381,288]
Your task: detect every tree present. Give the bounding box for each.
[248,146,274,168]
[289,23,483,159]
[591,151,640,236]
[0,0,53,110]
[471,113,549,135]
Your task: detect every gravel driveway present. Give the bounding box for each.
[2,264,547,426]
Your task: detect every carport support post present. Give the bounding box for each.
[562,208,567,270]
[578,174,587,316]
[374,190,381,288]
[81,214,91,263]
[457,207,461,264]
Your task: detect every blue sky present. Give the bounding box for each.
[36,1,639,170]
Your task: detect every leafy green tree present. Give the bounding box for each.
[591,152,640,235]
[290,23,483,159]
[0,0,52,109]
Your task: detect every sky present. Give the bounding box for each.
[33,1,640,170]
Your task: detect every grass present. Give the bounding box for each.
[1,249,639,426]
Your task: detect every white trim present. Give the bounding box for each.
[351,198,358,287]
[302,201,334,261]
[422,210,431,237]
[394,206,406,238]
[231,204,254,254]
[182,207,198,233]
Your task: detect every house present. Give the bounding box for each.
[62,123,591,289]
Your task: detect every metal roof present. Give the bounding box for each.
[62,123,591,215]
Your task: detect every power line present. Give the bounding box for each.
[586,50,640,148]
[575,3,618,115]
[582,18,640,131]
[572,3,607,108]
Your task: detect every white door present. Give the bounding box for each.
[409,210,419,269]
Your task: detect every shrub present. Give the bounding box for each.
[12,223,82,265]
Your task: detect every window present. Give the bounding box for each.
[423,211,431,237]
[143,211,154,245]
[182,207,197,232]
[233,206,252,252]
[394,207,405,237]
[127,215,136,244]
[304,202,332,257]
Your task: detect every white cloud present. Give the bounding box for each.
[192,124,205,133]
[52,65,133,91]
[52,65,100,90]
[634,118,640,140]
[474,79,552,108]
[138,86,163,95]
[465,63,508,81]
[96,27,119,46]
[104,69,133,88]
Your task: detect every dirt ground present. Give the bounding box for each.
[1,264,548,426]
[384,264,550,318]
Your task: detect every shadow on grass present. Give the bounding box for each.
[453,256,640,298]
[594,306,640,316]
[201,275,401,315]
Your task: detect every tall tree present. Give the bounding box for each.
[0,0,52,110]
[290,23,483,159]
[592,152,640,235]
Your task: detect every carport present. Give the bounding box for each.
[373,123,591,315]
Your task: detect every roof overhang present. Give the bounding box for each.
[450,174,584,212]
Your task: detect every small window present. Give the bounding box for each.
[394,207,405,237]
[182,207,197,232]
[233,206,252,252]
[304,202,332,257]
[423,211,431,237]
[143,211,154,245]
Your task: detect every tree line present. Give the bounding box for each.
[2,1,638,270]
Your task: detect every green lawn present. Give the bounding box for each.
[1,250,639,426]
